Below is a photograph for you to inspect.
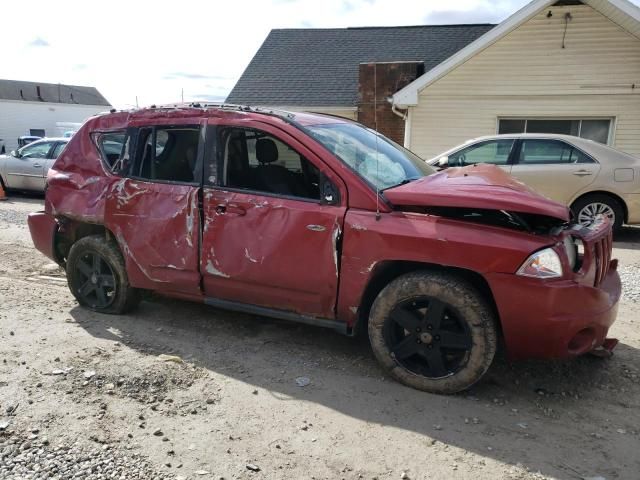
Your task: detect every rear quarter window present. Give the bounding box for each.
[94,132,131,175]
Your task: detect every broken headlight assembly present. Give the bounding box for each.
[516,247,563,279]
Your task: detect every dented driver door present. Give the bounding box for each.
[200,121,347,319]
[104,124,204,296]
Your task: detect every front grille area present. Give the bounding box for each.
[592,229,613,287]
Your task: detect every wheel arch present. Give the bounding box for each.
[53,218,114,266]
[570,190,628,223]
[355,260,501,338]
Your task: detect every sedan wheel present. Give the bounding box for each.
[577,202,615,227]
[571,194,624,232]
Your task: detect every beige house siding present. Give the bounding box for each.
[409,4,640,159]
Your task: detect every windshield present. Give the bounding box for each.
[306,123,435,190]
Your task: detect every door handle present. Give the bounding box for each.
[306,224,326,232]
[215,203,246,216]
[33,163,42,168]
[573,170,593,176]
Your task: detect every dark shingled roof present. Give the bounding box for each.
[0,79,111,106]
[226,24,495,107]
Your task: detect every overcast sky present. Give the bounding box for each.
[2,0,639,108]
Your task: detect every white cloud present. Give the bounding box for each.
[0,0,638,108]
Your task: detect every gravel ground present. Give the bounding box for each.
[1,194,640,480]
[0,432,176,480]
[0,207,27,226]
[619,264,640,303]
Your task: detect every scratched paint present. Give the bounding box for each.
[350,223,367,231]
[205,259,229,278]
[244,248,258,263]
[185,190,197,248]
[360,261,377,275]
[332,222,341,278]
[114,181,147,209]
[115,231,170,283]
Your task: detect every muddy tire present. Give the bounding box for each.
[368,271,497,394]
[66,235,140,314]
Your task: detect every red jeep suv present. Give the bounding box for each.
[28,105,621,394]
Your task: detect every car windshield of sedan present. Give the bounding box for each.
[306,123,435,190]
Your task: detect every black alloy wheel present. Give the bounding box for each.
[73,251,117,309]
[383,297,472,378]
[368,271,497,394]
[66,235,140,314]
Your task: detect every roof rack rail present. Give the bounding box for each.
[98,102,299,123]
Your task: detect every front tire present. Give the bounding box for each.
[368,271,497,394]
[66,235,140,314]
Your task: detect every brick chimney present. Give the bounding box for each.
[357,61,424,144]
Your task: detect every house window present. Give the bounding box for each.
[498,118,612,144]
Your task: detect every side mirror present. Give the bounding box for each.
[437,156,449,167]
[10,150,20,158]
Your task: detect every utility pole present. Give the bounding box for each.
[181,88,184,103]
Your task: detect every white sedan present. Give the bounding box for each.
[0,138,69,192]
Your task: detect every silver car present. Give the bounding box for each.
[0,138,68,192]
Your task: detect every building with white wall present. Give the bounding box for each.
[0,79,111,153]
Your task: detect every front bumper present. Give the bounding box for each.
[28,211,59,263]
[486,263,621,360]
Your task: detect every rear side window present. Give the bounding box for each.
[134,127,200,183]
[96,132,131,175]
[518,140,595,165]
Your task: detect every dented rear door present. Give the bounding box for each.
[200,120,347,319]
[104,124,203,296]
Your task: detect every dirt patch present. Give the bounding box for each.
[65,358,214,409]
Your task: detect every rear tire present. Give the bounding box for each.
[368,271,497,394]
[66,235,140,314]
[571,194,624,232]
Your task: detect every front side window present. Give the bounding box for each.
[518,139,593,165]
[135,127,199,183]
[19,141,53,159]
[498,118,612,144]
[449,139,515,166]
[217,128,322,200]
[306,123,434,190]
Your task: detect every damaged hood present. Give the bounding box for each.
[384,164,570,221]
